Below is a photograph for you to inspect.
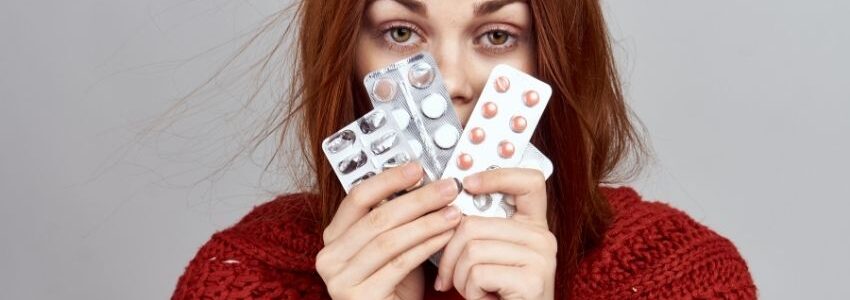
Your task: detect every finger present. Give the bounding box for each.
[437,216,556,290]
[462,167,547,223]
[452,240,542,297]
[464,265,543,300]
[324,162,424,244]
[362,229,455,297]
[337,205,462,284]
[324,178,461,262]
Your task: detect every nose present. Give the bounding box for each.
[432,46,475,106]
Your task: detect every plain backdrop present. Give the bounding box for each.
[2,0,848,299]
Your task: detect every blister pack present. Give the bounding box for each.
[321,107,420,193]
[363,53,463,181]
[441,64,553,218]
[427,143,553,266]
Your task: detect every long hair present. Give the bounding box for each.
[264,0,645,297]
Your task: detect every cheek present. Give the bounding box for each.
[354,34,403,80]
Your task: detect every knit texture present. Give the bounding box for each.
[172,187,756,299]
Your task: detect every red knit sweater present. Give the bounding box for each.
[172,186,756,299]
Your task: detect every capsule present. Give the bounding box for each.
[473,194,493,211]
[500,197,517,217]
[338,150,367,174]
[351,172,376,187]
[370,132,398,155]
[326,130,355,154]
[382,152,410,170]
[359,110,387,134]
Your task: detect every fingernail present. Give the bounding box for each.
[452,177,463,194]
[440,179,459,197]
[434,276,443,291]
[463,175,480,191]
[443,206,460,220]
[403,162,421,178]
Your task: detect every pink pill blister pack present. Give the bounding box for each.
[441,64,553,218]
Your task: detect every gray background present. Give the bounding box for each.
[2,0,848,299]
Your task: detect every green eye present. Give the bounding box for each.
[390,27,413,43]
[487,31,509,45]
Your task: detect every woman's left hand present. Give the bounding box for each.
[435,168,557,300]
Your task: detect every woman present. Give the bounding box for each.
[173,0,756,299]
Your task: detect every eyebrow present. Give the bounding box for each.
[382,0,525,17]
[388,0,427,16]
[474,0,525,16]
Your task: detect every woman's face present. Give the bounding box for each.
[355,0,535,126]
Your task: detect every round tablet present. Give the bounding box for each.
[408,139,423,158]
[523,90,540,107]
[372,78,397,102]
[469,127,485,144]
[392,108,411,129]
[510,115,527,133]
[482,102,498,119]
[408,62,435,89]
[494,76,510,93]
[433,125,460,149]
[420,94,448,119]
[457,153,473,170]
[497,140,515,158]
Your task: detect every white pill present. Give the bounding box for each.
[392,108,411,129]
[433,124,459,149]
[408,139,423,158]
[420,94,447,119]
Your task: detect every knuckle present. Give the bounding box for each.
[543,231,558,253]
[469,264,485,285]
[340,287,364,300]
[345,188,370,209]
[530,168,546,182]
[426,211,449,229]
[314,249,335,277]
[458,216,478,234]
[388,254,408,270]
[324,277,344,296]
[531,252,548,268]
[364,210,387,228]
[373,234,396,252]
[321,228,334,244]
[465,240,484,259]
[525,275,545,297]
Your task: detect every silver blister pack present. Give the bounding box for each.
[322,107,422,193]
[363,53,463,181]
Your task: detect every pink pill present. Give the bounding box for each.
[523,90,540,107]
[498,141,515,158]
[510,115,527,133]
[457,153,473,170]
[469,127,485,144]
[482,102,498,119]
[494,76,510,93]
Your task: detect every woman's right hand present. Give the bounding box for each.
[316,162,462,300]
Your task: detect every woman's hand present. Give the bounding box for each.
[316,162,463,300]
[435,168,557,300]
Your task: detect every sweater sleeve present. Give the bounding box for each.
[572,189,757,299]
[172,194,330,300]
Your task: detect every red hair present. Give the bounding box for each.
[266,0,646,297]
